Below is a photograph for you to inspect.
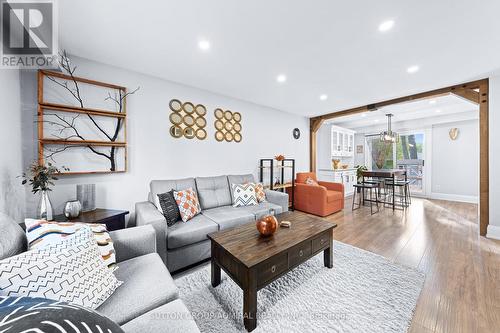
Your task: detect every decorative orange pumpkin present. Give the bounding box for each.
[256,215,278,237]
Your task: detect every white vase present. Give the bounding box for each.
[37,190,54,221]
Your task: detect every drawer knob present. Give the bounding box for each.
[299,250,303,257]
[271,265,276,273]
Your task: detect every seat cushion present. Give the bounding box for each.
[96,253,178,325]
[167,214,218,249]
[195,176,231,210]
[202,206,255,230]
[122,299,200,333]
[236,202,283,220]
[326,190,343,203]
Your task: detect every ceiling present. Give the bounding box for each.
[329,94,478,129]
[58,1,500,117]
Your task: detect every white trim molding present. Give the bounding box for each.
[429,193,479,204]
[486,224,500,240]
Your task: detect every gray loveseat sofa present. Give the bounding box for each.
[135,174,289,272]
[0,213,200,333]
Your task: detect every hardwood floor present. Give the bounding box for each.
[319,196,500,333]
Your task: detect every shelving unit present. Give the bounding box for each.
[259,158,295,210]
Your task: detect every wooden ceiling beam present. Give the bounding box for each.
[451,87,480,104]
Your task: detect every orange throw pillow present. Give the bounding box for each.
[173,188,201,222]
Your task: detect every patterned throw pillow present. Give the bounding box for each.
[0,227,122,309]
[0,296,124,333]
[25,219,117,271]
[232,183,258,207]
[173,188,201,222]
[305,177,319,186]
[246,182,266,203]
[158,190,181,226]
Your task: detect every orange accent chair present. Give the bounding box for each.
[293,172,344,217]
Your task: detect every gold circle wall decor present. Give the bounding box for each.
[169,99,207,140]
[213,108,242,143]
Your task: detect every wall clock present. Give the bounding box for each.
[293,128,301,139]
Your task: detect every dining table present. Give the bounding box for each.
[361,169,407,211]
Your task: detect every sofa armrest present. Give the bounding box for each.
[110,225,156,263]
[264,189,289,213]
[135,201,168,265]
[318,181,344,194]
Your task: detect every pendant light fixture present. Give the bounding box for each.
[380,114,399,143]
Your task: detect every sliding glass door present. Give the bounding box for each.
[365,131,426,195]
[396,131,425,195]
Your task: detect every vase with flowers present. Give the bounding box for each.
[21,162,68,220]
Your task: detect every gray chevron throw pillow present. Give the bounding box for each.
[0,226,122,309]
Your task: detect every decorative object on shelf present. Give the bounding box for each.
[77,184,96,212]
[259,158,296,210]
[380,113,399,143]
[64,200,82,219]
[21,161,68,221]
[38,51,137,174]
[293,128,301,139]
[356,145,364,154]
[256,213,278,237]
[449,128,459,140]
[214,108,242,142]
[332,159,341,170]
[169,99,207,140]
[355,165,368,183]
[275,154,285,161]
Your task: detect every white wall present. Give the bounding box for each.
[488,75,500,238]
[19,56,310,223]
[431,120,479,199]
[0,70,25,221]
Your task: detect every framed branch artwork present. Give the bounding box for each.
[37,51,139,175]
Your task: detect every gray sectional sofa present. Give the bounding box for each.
[135,174,289,272]
[0,213,200,333]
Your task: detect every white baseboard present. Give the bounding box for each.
[486,224,500,240]
[429,193,479,204]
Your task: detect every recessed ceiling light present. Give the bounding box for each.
[436,109,442,113]
[429,100,436,105]
[198,40,210,51]
[407,65,420,74]
[319,94,328,101]
[276,74,287,83]
[379,20,395,32]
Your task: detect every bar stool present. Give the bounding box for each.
[385,179,411,208]
[352,183,380,215]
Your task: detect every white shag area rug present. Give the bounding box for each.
[175,241,425,333]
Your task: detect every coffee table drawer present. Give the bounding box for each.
[257,253,288,285]
[289,240,312,267]
[312,231,330,253]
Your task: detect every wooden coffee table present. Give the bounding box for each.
[208,211,337,331]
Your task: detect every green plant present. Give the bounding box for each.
[20,162,69,194]
[355,165,368,183]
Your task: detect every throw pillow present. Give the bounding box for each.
[305,176,319,186]
[254,183,266,203]
[25,219,117,271]
[173,188,201,222]
[158,190,181,226]
[0,296,124,333]
[0,227,122,309]
[232,183,258,207]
